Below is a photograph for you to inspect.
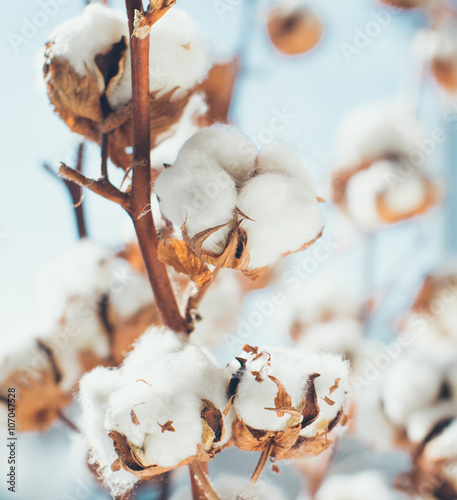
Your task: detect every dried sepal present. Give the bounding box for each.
[158,233,212,290]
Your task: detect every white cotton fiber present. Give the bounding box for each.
[155,150,237,252]
[47,4,128,80]
[237,173,323,269]
[381,170,428,216]
[335,102,423,169]
[79,367,137,497]
[178,125,258,184]
[424,418,457,461]
[316,471,399,500]
[257,141,315,185]
[108,9,212,109]
[381,356,442,426]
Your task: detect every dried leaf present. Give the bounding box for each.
[321,396,335,406]
[243,344,258,355]
[252,371,264,383]
[158,234,212,290]
[197,58,240,126]
[158,420,175,433]
[201,400,224,442]
[136,379,153,387]
[329,378,340,394]
[268,375,293,418]
[264,406,303,423]
[301,373,320,428]
[131,409,140,426]
[272,463,280,474]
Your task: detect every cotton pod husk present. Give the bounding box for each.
[228,345,350,461]
[266,3,323,55]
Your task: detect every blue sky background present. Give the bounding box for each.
[0,0,456,498]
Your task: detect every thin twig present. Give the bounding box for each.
[44,143,87,239]
[185,267,220,324]
[59,163,130,209]
[250,441,274,485]
[188,462,221,500]
[125,0,188,334]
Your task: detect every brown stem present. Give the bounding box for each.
[59,163,130,209]
[159,472,171,500]
[185,267,220,324]
[250,441,274,485]
[44,143,87,239]
[125,0,188,334]
[188,462,221,500]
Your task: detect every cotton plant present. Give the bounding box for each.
[331,102,439,231]
[43,3,212,170]
[155,125,324,280]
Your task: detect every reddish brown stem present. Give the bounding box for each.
[125,0,188,334]
[44,143,87,239]
[57,409,80,433]
[189,462,221,500]
[250,441,274,485]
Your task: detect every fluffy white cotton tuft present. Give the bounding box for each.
[155,150,237,252]
[406,401,457,443]
[47,4,128,79]
[381,356,442,426]
[230,347,349,434]
[238,173,323,269]
[179,125,258,184]
[108,9,212,109]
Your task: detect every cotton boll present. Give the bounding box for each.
[257,141,315,185]
[316,471,400,500]
[190,269,243,347]
[155,150,237,252]
[47,4,128,79]
[335,102,423,168]
[238,173,323,269]
[179,125,258,184]
[381,356,442,426]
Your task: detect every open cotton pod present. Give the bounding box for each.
[399,272,457,364]
[155,125,324,280]
[267,1,323,55]
[331,102,439,231]
[43,4,211,169]
[79,327,233,494]
[227,345,350,461]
